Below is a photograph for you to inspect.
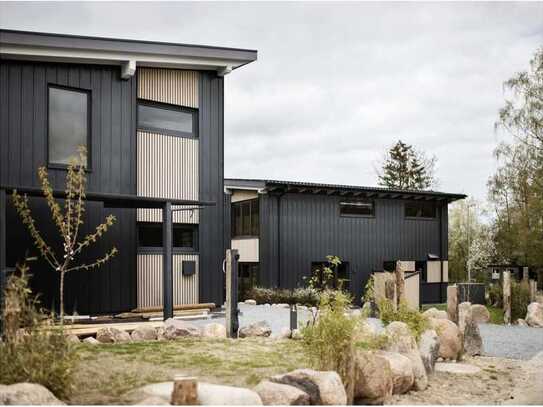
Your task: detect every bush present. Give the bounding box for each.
[301,290,359,402]
[511,280,531,322]
[0,264,78,399]
[487,283,503,308]
[379,299,429,342]
[244,286,320,306]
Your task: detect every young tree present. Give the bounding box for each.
[377,140,438,190]
[11,147,118,320]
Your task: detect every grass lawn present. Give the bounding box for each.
[69,338,309,405]
[421,303,504,324]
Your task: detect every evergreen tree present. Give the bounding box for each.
[377,140,437,190]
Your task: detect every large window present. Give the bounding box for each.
[137,223,198,252]
[339,200,374,217]
[231,199,259,238]
[405,201,437,218]
[137,100,198,138]
[48,85,90,167]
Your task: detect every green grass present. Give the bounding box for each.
[422,303,504,325]
[69,337,308,405]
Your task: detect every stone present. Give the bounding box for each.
[66,334,80,343]
[163,318,201,339]
[0,383,64,405]
[270,369,347,405]
[447,285,459,323]
[429,318,463,360]
[422,308,448,320]
[383,321,428,391]
[254,380,310,405]
[96,326,131,343]
[244,299,257,305]
[201,323,227,338]
[274,303,290,309]
[463,319,483,356]
[353,351,393,404]
[131,325,158,341]
[291,329,302,340]
[517,318,528,327]
[435,362,482,375]
[526,302,543,328]
[239,321,272,338]
[471,304,490,324]
[418,329,440,374]
[171,376,198,405]
[275,327,292,339]
[83,336,99,345]
[458,302,472,334]
[377,351,414,394]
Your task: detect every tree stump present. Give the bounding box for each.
[503,271,511,325]
[171,376,198,405]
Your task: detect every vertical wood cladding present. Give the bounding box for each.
[259,193,448,301]
[138,68,198,108]
[0,59,137,315]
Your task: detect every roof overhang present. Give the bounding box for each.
[0,30,258,77]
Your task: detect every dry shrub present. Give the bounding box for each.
[511,280,531,321]
[0,263,77,399]
[379,299,429,342]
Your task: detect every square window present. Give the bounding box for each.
[137,223,198,251]
[405,201,437,218]
[339,200,374,217]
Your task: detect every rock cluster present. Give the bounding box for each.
[0,383,64,405]
[429,318,463,360]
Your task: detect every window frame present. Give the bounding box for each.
[137,99,199,139]
[137,222,199,254]
[47,84,92,171]
[231,198,260,238]
[338,199,375,218]
[404,200,437,220]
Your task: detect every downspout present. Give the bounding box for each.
[277,190,286,288]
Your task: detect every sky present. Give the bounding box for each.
[1,2,542,201]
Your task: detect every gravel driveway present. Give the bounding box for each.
[479,323,543,360]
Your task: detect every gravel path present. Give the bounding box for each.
[479,323,543,360]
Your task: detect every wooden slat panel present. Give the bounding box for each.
[138,68,198,108]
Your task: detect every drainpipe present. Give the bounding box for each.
[276,191,285,288]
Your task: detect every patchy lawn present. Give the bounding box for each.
[421,303,504,325]
[69,338,309,405]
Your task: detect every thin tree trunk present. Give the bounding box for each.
[59,270,65,323]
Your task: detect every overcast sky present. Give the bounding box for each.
[1,2,542,200]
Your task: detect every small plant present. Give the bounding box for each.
[12,147,118,319]
[244,286,320,306]
[511,280,531,322]
[487,283,503,308]
[0,262,77,399]
[304,255,342,291]
[379,299,429,342]
[301,290,359,402]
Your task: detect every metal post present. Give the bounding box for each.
[0,189,6,337]
[290,304,297,331]
[225,249,239,338]
[163,201,173,321]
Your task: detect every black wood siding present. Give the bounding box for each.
[259,192,448,302]
[1,59,137,314]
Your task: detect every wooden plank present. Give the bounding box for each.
[131,302,215,313]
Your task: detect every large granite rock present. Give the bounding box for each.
[254,380,310,405]
[353,351,393,404]
[66,334,80,343]
[239,321,272,338]
[82,336,99,345]
[383,321,428,391]
[202,323,227,338]
[377,351,414,395]
[163,318,201,339]
[429,318,463,360]
[96,327,131,343]
[526,302,543,328]
[422,308,448,320]
[131,325,158,341]
[471,304,490,324]
[463,319,483,356]
[270,369,347,405]
[458,302,472,334]
[0,383,64,405]
[418,329,440,374]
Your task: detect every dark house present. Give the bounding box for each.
[0,30,257,316]
[224,179,466,304]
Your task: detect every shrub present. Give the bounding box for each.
[301,290,359,402]
[378,299,429,342]
[511,280,531,322]
[244,286,320,306]
[0,263,78,399]
[487,283,503,308]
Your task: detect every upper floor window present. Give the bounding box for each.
[48,85,90,167]
[137,100,198,138]
[339,200,374,217]
[232,199,259,238]
[137,222,198,252]
[405,201,437,218]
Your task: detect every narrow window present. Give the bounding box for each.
[231,199,259,238]
[339,200,374,217]
[405,201,437,218]
[48,86,90,166]
[137,223,198,252]
[137,100,198,138]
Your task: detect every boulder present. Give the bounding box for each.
[156,327,166,341]
[245,299,257,305]
[96,327,131,343]
[131,325,158,341]
[418,329,440,374]
[66,334,80,343]
[470,304,490,324]
[517,318,528,327]
[377,351,414,394]
[83,336,99,345]
[458,302,472,334]
[0,383,64,405]
[254,380,310,405]
[429,318,463,360]
[383,321,428,391]
[526,302,543,328]
[239,321,272,338]
[422,308,448,320]
[353,351,393,404]
[163,318,201,339]
[291,329,302,340]
[270,369,347,405]
[275,327,292,339]
[202,323,227,338]
[463,319,483,356]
